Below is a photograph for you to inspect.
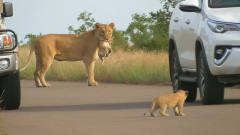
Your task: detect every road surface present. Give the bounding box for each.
[1,80,240,135]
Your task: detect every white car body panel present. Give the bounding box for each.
[169,0,240,75]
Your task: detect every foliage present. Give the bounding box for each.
[68,11,95,34]
[24,0,179,51]
[24,33,42,46]
[125,0,178,51]
[112,29,128,50]
[126,14,153,50]
[68,11,129,50]
[20,0,178,84]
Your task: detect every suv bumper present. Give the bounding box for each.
[0,53,19,77]
[203,29,240,76]
[217,75,240,85]
[211,47,240,75]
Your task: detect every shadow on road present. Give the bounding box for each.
[14,99,240,112]
[223,99,240,104]
[19,102,152,112]
[18,101,204,112]
[186,99,240,106]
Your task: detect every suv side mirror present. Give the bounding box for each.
[179,0,201,12]
[2,2,13,17]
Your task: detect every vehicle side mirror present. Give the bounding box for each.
[2,2,13,17]
[179,0,201,12]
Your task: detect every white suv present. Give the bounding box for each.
[169,0,240,104]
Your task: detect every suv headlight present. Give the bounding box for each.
[207,20,240,33]
[0,34,15,50]
[0,30,18,52]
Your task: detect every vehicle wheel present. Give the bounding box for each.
[169,47,197,102]
[0,71,21,110]
[184,83,197,103]
[197,50,224,104]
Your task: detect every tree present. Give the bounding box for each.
[112,29,128,50]
[24,33,42,46]
[68,11,129,50]
[126,13,153,50]
[126,0,178,51]
[68,11,95,34]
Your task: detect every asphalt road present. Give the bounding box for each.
[1,80,240,135]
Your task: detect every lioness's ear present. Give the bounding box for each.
[109,22,115,29]
[95,23,101,29]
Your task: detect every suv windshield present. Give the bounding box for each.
[209,0,240,8]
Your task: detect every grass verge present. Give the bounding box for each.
[19,46,170,84]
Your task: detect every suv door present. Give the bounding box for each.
[178,0,202,70]
[170,4,184,55]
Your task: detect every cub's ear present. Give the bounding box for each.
[95,23,101,29]
[109,22,115,29]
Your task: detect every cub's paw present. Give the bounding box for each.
[88,81,98,86]
[42,83,51,87]
[160,113,169,117]
[144,112,155,117]
[179,113,185,116]
[36,83,43,88]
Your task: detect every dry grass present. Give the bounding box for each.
[19,45,170,84]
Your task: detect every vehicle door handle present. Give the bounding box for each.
[173,17,179,22]
[185,19,191,24]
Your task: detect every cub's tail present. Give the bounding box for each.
[144,98,157,117]
[20,45,34,72]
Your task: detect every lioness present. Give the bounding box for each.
[144,90,188,117]
[21,23,114,87]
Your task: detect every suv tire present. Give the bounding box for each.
[169,47,197,102]
[0,71,21,110]
[197,50,224,104]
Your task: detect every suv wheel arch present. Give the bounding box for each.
[169,38,197,102]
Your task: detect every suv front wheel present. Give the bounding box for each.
[0,71,21,110]
[197,50,224,104]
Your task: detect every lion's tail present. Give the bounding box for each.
[149,99,157,113]
[20,45,34,72]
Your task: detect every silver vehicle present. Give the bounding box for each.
[169,0,240,104]
[0,0,20,110]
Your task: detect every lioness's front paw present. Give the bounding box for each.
[88,81,98,86]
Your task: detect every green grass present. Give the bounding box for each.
[19,46,170,84]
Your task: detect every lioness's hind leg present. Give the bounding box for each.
[39,73,51,87]
[34,55,43,87]
[38,56,53,87]
[34,71,42,87]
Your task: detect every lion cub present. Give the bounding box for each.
[144,90,188,117]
